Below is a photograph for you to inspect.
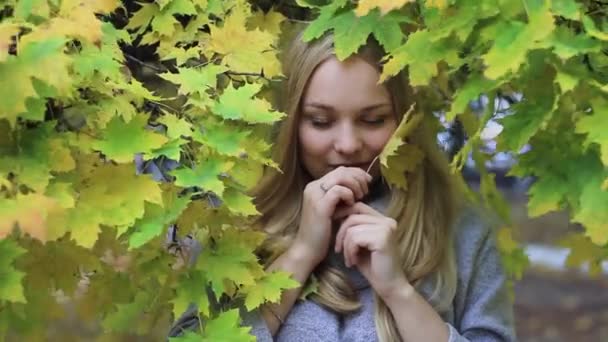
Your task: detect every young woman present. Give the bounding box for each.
[243,31,516,342]
[168,29,516,341]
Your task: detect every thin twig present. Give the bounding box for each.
[366,155,379,174]
[125,53,166,72]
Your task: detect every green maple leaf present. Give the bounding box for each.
[160,65,227,96]
[92,114,168,163]
[212,83,285,124]
[128,195,190,250]
[242,271,299,311]
[162,46,201,65]
[193,121,250,157]
[222,188,259,216]
[582,15,608,41]
[145,138,186,160]
[303,4,408,60]
[381,29,458,85]
[551,0,580,20]
[202,309,255,342]
[102,292,150,332]
[171,158,232,196]
[301,0,349,41]
[0,38,68,127]
[170,331,204,342]
[548,26,601,60]
[498,54,558,151]
[446,75,499,121]
[575,98,608,165]
[158,114,194,139]
[482,0,554,79]
[196,228,264,297]
[171,270,211,320]
[0,239,26,303]
[496,227,529,280]
[560,234,608,277]
[574,174,608,245]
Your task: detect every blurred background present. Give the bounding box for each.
[442,96,608,342]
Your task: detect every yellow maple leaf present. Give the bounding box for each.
[377,104,424,189]
[0,194,60,242]
[208,5,282,77]
[379,104,420,167]
[248,10,286,37]
[355,0,414,16]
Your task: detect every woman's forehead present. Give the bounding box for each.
[302,56,392,112]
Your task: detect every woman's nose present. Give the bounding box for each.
[334,124,362,155]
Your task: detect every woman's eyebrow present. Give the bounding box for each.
[303,102,392,112]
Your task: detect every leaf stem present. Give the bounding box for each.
[366,155,379,174]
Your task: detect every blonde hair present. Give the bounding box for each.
[251,30,462,342]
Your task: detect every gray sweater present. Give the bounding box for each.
[242,207,516,341]
[169,190,516,341]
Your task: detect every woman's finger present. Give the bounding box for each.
[335,214,382,252]
[342,225,377,267]
[319,184,356,216]
[333,201,384,220]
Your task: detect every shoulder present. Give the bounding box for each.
[452,206,500,260]
[451,206,506,285]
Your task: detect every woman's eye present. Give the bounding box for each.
[362,117,387,126]
[311,119,331,128]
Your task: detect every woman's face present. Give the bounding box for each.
[298,56,397,180]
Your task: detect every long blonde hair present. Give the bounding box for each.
[251,30,462,342]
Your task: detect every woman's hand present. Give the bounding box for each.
[291,167,373,267]
[334,202,410,300]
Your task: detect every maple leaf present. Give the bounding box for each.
[171,158,233,196]
[248,9,285,37]
[377,105,424,189]
[575,98,608,166]
[213,83,285,124]
[573,175,608,245]
[92,114,168,163]
[208,6,281,77]
[171,270,211,320]
[381,29,458,85]
[304,6,408,60]
[446,75,499,121]
[560,234,608,277]
[496,227,529,280]
[102,292,150,333]
[128,193,190,249]
[159,65,227,97]
[241,271,299,311]
[222,188,259,216]
[379,104,420,167]
[68,163,163,247]
[196,227,264,297]
[355,0,413,16]
[0,239,26,303]
[482,0,554,79]
[0,38,68,127]
[204,309,255,342]
[0,194,59,242]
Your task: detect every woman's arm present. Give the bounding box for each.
[259,244,318,336]
[384,222,516,342]
[383,282,450,342]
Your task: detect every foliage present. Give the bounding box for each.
[1,0,607,339]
